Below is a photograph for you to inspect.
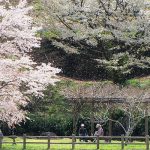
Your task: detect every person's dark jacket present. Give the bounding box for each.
[79,127,88,136]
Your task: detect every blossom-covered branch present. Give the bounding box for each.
[0,0,60,126]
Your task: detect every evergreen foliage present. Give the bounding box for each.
[33,0,150,82]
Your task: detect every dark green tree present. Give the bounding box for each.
[34,0,150,82]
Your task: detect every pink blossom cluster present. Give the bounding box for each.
[0,0,60,126]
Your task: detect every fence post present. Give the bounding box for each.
[12,135,17,145]
[23,134,26,150]
[47,133,51,150]
[0,134,3,149]
[96,135,99,150]
[72,134,75,150]
[121,134,124,150]
[146,135,149,150]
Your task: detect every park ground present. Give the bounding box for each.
[1,137,147,150]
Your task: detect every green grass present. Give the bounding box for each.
[126,77,150,88]
[58,77,150,90]
[1,137,147,150]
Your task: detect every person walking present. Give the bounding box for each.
[79,124,88,142]
[94,124,104,136]
[93,124,104,142]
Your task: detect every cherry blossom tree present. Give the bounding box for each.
[0,0,60,126]
[40,0,150,81]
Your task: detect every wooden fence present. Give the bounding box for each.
[0,134,149,150]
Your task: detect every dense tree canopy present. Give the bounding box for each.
[35,0,150,82]
[0,0,149,136]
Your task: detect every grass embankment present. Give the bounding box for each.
[127,76,150,88]
[1,137,147,150]
[57,76,150,89]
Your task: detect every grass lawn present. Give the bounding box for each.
[127,76,150,88]
[1,137,147,150]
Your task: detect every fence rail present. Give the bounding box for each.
[0,134,149,150]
